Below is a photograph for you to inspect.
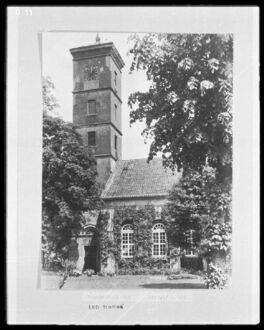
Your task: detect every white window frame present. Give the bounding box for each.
[152,223,167,258]
[121,224,134,258]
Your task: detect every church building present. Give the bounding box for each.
[69,40,200,275]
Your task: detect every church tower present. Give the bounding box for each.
[70,40,125,186]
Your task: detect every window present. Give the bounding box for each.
[185,229,195,256]
[88,131,96,147]
[87,100,96,116]
[114,71,117,85]
[114,104,117,120]
[114,135,117,150]
[155,206,162,219]
[121,224,134,258]
[152,223,167,257]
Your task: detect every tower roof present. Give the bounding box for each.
[70,42,125,70]
[101,158,181,200]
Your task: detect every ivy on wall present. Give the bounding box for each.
[97,205,177,274]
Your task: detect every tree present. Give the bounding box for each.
[165,169,207,253]
[42,76,60,115]
[166,166,232,261]
[42,77,101,269]
[128,34,233,286]
[128,33,233,181]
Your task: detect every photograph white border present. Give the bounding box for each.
[7,6,259,324]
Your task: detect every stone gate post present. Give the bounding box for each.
[101,209,116,274]
[76,238,85,272]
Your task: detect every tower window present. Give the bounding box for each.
[114,104,117,120]
[114,135,117,150]
[114,71,117,85]
[88,131,96,147]
[87,100,96,116]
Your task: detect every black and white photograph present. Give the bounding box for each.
[7,6,259,325]
[41,31,233,291]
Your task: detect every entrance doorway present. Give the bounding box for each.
[84,246,97,272]
[82,229,100,273]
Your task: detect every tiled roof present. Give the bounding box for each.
[101,158,181,200]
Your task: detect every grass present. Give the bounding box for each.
[41,272,206,290]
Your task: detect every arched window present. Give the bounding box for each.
[121,224,134,258]
[152,223,167,257]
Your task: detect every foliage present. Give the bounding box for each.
[166,166,232,262]
[97,205,176,274]
[167,273,199,280]
[83,269,95,277]
[118,265,173,276]
[128,32,233,285]
[165,169,208,252]
[204,262,228,289]
[169,247,181,258]
[58,259,80,289]
[42,76,60,115]
[201,220,232,257]
[128,33,233,180]
[42,77,102,270]
[70,269,82,277]
[97,211,114,266]
[105,271,116,277]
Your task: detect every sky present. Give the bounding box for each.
[42,32,153,160]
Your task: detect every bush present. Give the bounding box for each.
[149,267,161,275]
[168,273,198,280]
[58,259,78,288]
[133,267,148,275]
[204,262,228,289]
[61,259,76,274]
[117,265,173,276]
[42,249,64,271]
[83,269,95,277]
[105,271,115,277]
[69,269,82,277]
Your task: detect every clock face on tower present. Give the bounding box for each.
[84,65,99,81]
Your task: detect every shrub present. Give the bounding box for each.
[149,267,161,275]
[69,269,82,277]
[106,271,115,277]
[118,268,130,275]
[58,259,78,288]
[61,259,76,274]
[168,273,198,280]
[83,269,95,277]
[42,249,64,271]
[204,262,228,289]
